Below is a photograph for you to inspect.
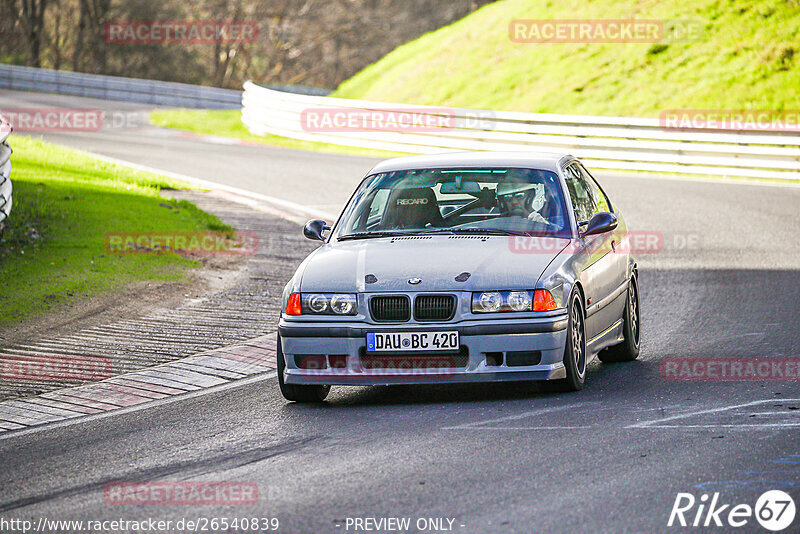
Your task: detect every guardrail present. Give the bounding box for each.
[242,81,800,181]
[0,64,242,109]
[0,65,331,109]
[0,116,12,229]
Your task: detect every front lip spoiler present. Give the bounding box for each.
[285,367,566,386]
[279,318,568,338]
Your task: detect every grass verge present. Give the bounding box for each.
[0,136,231,328]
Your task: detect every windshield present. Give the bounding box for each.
[335,167,571,239]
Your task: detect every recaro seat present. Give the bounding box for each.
[381,187,444,230]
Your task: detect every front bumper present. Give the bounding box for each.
[279,315,569,386]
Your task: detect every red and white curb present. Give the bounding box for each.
[0,334,277,433]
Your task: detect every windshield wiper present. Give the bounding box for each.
[338,231,413,241]
[339,228,535,240]
[422,228,532,237]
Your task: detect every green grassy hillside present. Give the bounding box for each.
[333,0,800,116]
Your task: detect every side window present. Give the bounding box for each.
[563,163,596,222]
[578,163,612,213]
[347,188,390,232]
[368,189,390,222]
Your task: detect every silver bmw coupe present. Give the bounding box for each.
[278,152,640,401]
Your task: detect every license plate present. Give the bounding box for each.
[366,331,459,352]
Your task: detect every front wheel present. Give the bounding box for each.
[557,290,587,391]
[599,273,640,363]
[277,337,330,402]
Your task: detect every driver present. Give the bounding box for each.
[496,181,549,224]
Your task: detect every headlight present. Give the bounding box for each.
[307,294,329,313]
[507,290,532,311]
[294,293,358,315]
[472,289,557,313]
[476,291,503,313]
[330,294,357,315]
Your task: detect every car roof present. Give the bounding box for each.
[367,151,575,175]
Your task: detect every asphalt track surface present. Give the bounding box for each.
[1,90,799,533]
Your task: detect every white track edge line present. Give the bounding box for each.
[76,149,338,220]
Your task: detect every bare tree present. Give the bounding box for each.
[18,0,48,66]
[2,0,493,89]
[73,0,111,71]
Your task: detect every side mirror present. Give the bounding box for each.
[303,219,329,241]
[581,212,617,237]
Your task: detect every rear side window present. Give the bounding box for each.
[563,163,596,222]
[578,163,612,213]
[563,162,612,222]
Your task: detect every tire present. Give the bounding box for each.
[557,290,587,392]
[598,273,641,363]
[277,337,330,402]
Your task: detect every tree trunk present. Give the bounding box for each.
[73,0,86,71]
[20,0,48,67]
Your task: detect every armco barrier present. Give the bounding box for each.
[242,80,800,181]
[0,64,330,108]
[0,64,241,109]
[0,115,12,228]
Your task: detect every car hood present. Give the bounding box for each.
[299,235,570,292]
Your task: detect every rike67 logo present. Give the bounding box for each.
[669,491,796,531]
